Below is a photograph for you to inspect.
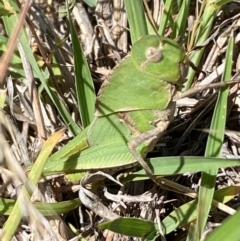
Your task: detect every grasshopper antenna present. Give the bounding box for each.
[188,60,206,77]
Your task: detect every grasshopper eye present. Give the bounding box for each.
[145,47,163,63]
[178,62,188,84]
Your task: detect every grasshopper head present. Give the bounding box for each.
[131,35,188,85]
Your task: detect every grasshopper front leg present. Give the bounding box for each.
[127,102,175,184]
[128,127,165,180]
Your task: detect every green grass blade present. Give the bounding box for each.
[124,0,148,43]
[67,3,96,127]
[125,156,240,182]
[158,0,174,36]
[183,0,233,91]
[0,198,80,216]
[193,34,233,241]
[205,209,240,241]
[82,0,97,7]
[1,129,64,240]
[162,185,240,235]
[171,0,190,41]
[41,154,240,179]
[3,0,80,135]
[98,217,158,238]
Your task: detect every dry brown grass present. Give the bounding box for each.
[1,1,240,240]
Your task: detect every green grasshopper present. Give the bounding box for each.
[37,34,188,182]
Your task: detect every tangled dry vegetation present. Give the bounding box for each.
[1,0,240,240]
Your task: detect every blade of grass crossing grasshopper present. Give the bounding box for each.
[66,2,95,127]
[192,34,233,241]
[1,129,65,241]
[124,0,148,43]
